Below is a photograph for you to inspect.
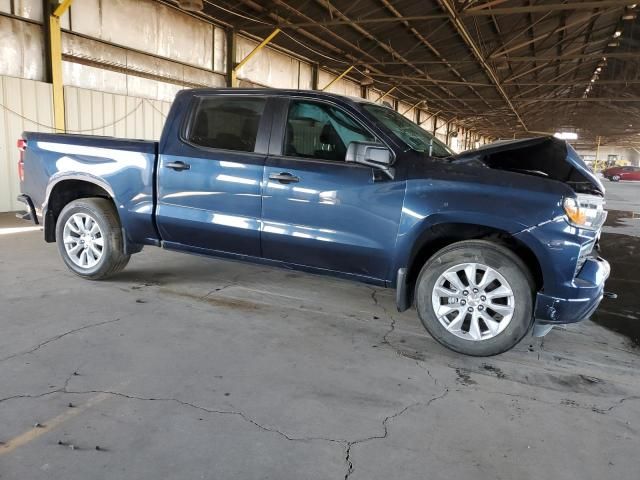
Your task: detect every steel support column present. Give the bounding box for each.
[48,0,73,132]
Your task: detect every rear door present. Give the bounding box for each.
[622,166,640,180]
[261,97,405,282]
[156,94,272,256]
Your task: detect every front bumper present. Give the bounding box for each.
[534,256,610,325]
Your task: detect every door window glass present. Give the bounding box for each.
[284,100,376,161]
[188,96,266,152]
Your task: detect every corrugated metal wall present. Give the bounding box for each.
[0,76,170,212]
[0,76,53,212]
[64,86,171,140]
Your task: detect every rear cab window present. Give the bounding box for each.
[187,96,266,153]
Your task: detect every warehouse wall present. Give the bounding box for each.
[64,86,171,140]
[0,76,53,212]
[0,77,170,211]
[0,0,489,212]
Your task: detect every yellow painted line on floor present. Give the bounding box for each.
[0,382,128,456]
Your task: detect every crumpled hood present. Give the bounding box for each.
[450,136,604,196]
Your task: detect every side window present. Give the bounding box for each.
[188,96,266,153]
[284,100,376,161]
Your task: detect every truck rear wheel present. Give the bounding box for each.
[415,240,534,356]
[56,198,130,280]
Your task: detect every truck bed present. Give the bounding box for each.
[20,132,159,248]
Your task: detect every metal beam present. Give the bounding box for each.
[400,100,423,116]
[49,0,74,132]
[53,0,73,17]
[419,110,441,126]
[231,28,280,87]
[378,0,492,109]
[320,65,354,91]
[490,10,604,59]
[311,0,468,114]
[463,1,632,15]
[320,52,640,66]
[375,86,397,102]
[438,0,528,131]
[225,27,235,87]
[244,1,632,28]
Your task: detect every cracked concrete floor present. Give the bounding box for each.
[1,204,639,479]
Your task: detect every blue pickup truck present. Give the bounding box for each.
[17,88,610,356]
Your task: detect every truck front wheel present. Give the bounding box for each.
[415,240,534,356]
[56,198,130,280]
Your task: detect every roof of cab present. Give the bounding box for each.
[176,87,379,107]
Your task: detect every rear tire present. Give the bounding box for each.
[611,175,620,182]
[415,240,534,356]
[56,198,130,280]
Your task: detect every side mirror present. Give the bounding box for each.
[345,141,395,179]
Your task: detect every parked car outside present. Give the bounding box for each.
[602,165,640,182]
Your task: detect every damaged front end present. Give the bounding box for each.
[452,136,604,196]
[453,137,610,335]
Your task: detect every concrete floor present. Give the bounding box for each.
[0,182,638,480]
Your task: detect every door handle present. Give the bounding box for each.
[165,161,191,171]
[269,172,300,183]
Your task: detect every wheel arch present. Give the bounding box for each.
[44,177,117,243]
[398,222,543,311]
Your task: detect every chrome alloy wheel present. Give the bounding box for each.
[431,262,515,341]
[63,213,104,269]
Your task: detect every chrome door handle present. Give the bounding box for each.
[269,172,300,183]
[165,161,190,171]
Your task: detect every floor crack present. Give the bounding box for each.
[1,379,450,480]
[344,388,449,479]
[0,317,124,363]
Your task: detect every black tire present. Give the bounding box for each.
[611,175,620,182]
[414,240,534,356]
[56,197,130,280]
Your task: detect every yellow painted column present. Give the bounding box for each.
[49,0,74,132]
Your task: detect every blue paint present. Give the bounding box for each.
[18,88,610,327]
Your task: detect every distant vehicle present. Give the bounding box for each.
[602,165,640,182]
[16,88,610,356]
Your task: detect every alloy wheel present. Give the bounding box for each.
[63,213,105,269]
[431,262,515,341]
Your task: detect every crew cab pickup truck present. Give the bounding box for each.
[17,88,610,356]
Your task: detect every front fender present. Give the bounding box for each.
[389,177,565,279]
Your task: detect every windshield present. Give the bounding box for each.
[362,104,453,158]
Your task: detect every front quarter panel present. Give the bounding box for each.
[391,167,569,275]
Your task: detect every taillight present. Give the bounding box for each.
[17,138,26,182]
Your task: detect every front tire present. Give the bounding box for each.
[56,198,130,280]
[611,175,620,182]
[415,240,534,356]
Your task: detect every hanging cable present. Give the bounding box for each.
[0,100,145,133]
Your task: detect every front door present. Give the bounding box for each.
[261,98,405,282]
[156,94,272,257]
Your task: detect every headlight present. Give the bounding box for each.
[563,194,606,230]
